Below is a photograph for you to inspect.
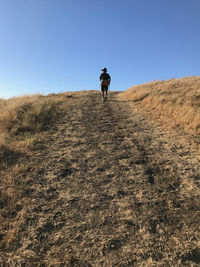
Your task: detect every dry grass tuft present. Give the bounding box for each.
[119,76,200,137]
[0,94,65,138]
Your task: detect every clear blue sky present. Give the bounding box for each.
[0,0,200,98]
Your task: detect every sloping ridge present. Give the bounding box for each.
[1,91,200,266]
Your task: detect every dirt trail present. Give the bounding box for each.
[1,91,200,266]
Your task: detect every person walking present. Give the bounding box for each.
[100,68,111,101]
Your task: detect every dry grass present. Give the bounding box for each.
[0,94,65,138]
[119,76,200,137]
[0,90,199,266]
[0,93,70,253]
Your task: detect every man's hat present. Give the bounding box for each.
[101,68,107,72]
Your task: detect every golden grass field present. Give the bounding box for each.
[0,77,199,266]
[119,76,200,138]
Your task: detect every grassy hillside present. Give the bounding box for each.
[0,88,199,265]
[0,93,69,251]
[0,94,69,168]
[119,76,200,138]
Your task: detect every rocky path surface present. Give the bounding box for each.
[1,91,200,266]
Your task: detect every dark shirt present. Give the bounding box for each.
[100,73,111,82]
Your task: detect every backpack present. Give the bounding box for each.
[100,73,110,86]
[101,80,110,86]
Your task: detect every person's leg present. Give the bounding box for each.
[104,86,108,99]
[101,87,105,100]
[102,86,107,100]
[101,86,104,98]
